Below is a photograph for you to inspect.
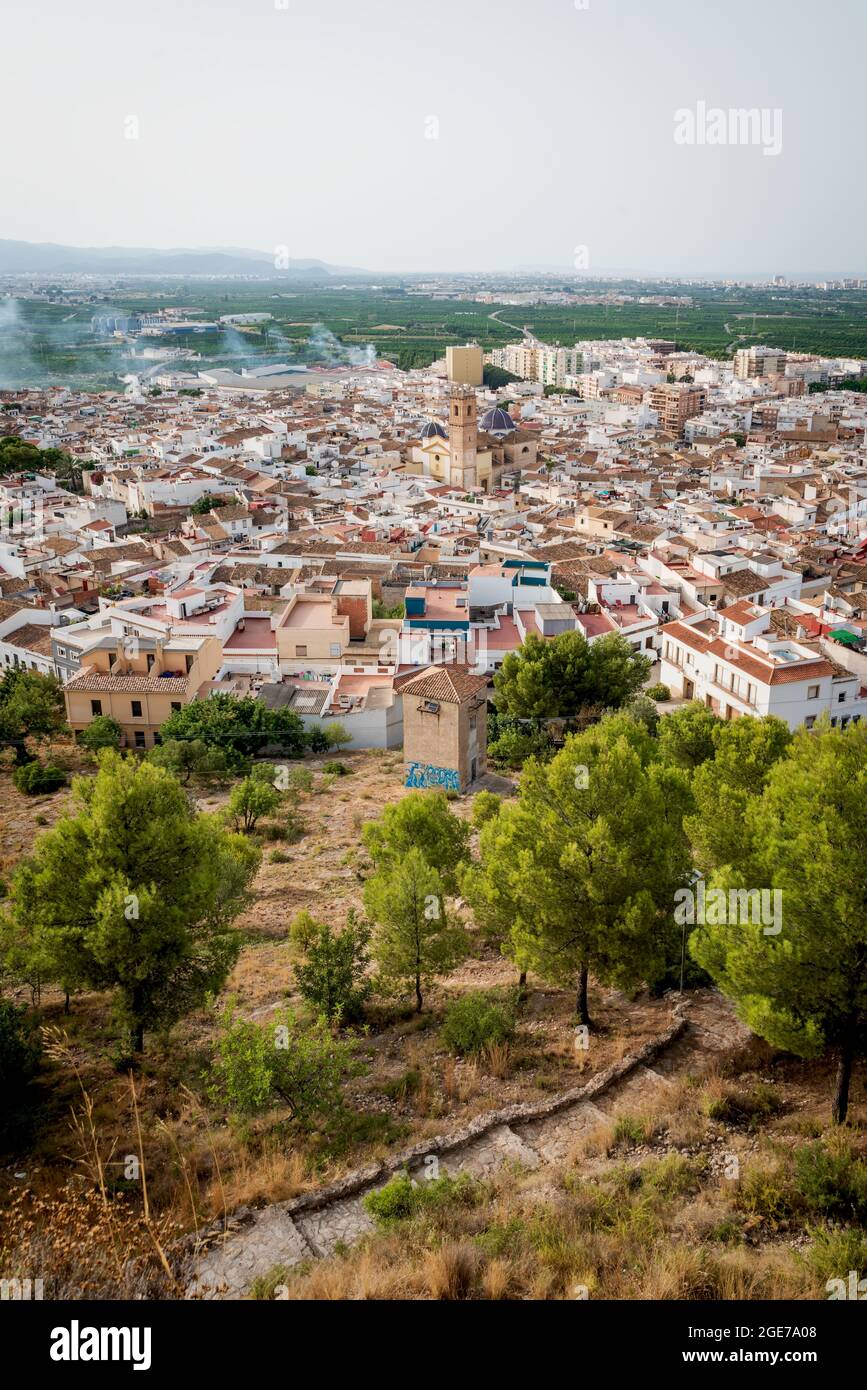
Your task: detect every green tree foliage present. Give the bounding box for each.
[2,752,259,1052]
[227,776,280,834]
[657,701,721,770]
[441,989,516,1056]
[208,1006,354,1123]
[362,791,471,894]
[494,631,651,720]
[293,912,371,1023]
[147,738,230,785]
[460,797,534,988]
[0,669,66,765]
[189,494,225,516]
[487,716,553,769]
[372,600,405,620]
[12,760,66,795]
[467,715,692,1023]
[324,722,352,753]
[79,715,123,753]
[364,848,467,1013]
[689,720,867,1125]
[686,716,792,873]
[160,693,307,762]
[0,999,42,1095]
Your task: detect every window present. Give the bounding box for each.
[91,699,102,717]
[134,731,146,748]
[807,685,820,700]
[838,691,846,703]
[171,702,182,713]
[131,700,143,718]
[805,716,817,730]
[329,643,341,658]
[295,646,308,659]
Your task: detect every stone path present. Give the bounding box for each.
[183,991,749,1299]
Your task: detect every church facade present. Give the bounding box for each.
[410,386,539,492]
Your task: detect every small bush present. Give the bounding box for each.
[293,913,372,1024]
[471,791,501,828]
[289,911,319,951]
[0,999,42,1093]
[703,1082,782,1127]
[13,760,66,795]
[323,761,351,778]
[647,684,671,703]
[441,990,516,1057]
[363,1171,479,1227]
[270,849,290,864]
[794,1140,867,1223]
[208,1007,355,1125]
[804,1227,867,1291]
[612,1115,648,1148]
[382,1069,421,1101]
[227,776,280,834]
[736,1164,794,1227]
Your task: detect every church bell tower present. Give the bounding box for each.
[448,386,478,489]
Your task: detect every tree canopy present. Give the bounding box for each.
[362,790,471,894]
[159,692,307,762]
[690,719,867,1124]
[1,751,259,1052]
[493,631,652,720]
[0,668,66,764]
[465,714,693,1022]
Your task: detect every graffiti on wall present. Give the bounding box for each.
[405,762,461,791]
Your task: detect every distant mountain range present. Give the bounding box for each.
[0,240,366,277]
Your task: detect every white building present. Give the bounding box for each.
[660,602,867,731]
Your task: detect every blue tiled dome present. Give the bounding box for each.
[480,407,517,435]
[420,420,448,440]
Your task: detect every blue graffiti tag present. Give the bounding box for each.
[405,763,461,791]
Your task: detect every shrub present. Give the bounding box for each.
[647,684,671,703]
[324,723,352,753]
[363,1171,479,1226]
[289,911,319,951]
[488,727,551,770]
[208,1007,354,1124]
[79,715,123,752]
[793,1139,867,1223]
[12,760,66,795]
[323,761,351,778]
[270,849,290,864]
[736,1164,794,1227]
[441,990,516,1057]
[0,999,42,1093]
[293,913,372,1024]
[284,767,314,796]
[227,776,280,834]
[804,1227,867,1291]
[703,1083,782,1127]
[471,791,502,828]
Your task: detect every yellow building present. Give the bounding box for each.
[446,344,484,387]
[64,634,223,749]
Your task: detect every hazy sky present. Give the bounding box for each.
[2,0,864,275]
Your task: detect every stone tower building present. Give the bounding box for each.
[447,386,478,489]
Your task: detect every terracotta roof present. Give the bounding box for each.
[395,665,490,704]
[66,669,190,694]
